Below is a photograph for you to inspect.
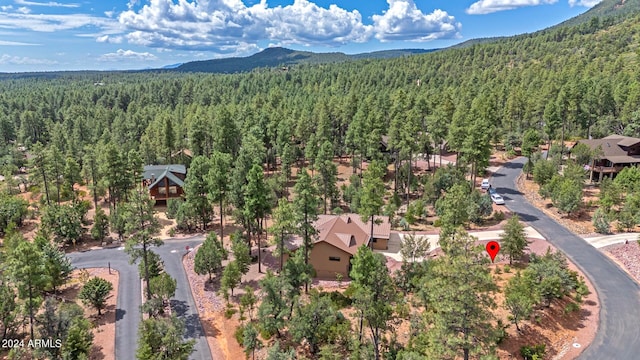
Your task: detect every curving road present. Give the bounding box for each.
[68,236,209,360]
[492,157,640,359]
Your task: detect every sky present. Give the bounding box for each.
[0,0,602,73]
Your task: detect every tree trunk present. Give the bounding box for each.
[257,218,262,274]
[220,197,224,247]
[280,229,284,272]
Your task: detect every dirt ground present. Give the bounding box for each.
[60,267,118,360]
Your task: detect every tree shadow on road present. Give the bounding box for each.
[170,299,207,338]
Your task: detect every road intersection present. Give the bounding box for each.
[68,236,209,360]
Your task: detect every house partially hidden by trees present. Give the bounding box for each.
[288,214,391,279]
[142,165,186,204]
[575,135,640,182]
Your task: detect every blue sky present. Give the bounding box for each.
[0,0,600,72]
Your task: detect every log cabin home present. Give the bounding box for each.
[142,164,186,204]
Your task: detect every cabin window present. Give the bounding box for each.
[169,186,178,194]
[158,187,166,195]
[329,256,341,262]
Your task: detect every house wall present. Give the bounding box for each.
[309,242,352,279]
[371,238,388,250]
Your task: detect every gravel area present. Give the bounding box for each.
[602,241,640,283]
[183,246,225,312]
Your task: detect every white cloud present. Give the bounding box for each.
[118,0,373,51]
[0,39,38,45]
[14,0,80,8]
[0,11,120,33]
[372,0,460,42]
[0,54,56,64]
[98,48,157,62]
[105,11,115,18]
[467,0,558,15]
[1,5,13,11]
[96,35,123,44]
[17,7,31,14]
[568,0,602,6]
[117,0,459,52]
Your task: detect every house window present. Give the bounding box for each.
[169,186,178,194]
[329,256,341,262]
[372,238,378,243]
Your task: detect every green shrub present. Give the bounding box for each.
[234,324,245,346]
[564,302,580,314]
[493,211,506,221]
[520,344,546,360]
[494,267,502,275]
[224,307,237,319]
[503,265,511,273]
[433,218,442,227]
[166,198,181,219]
[322,291,352,309]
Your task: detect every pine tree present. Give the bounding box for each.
[183,155,213,231]
[136,316,195,360]
[194,232,227,281]
[500,215,530,265]
[504,271,537,332]
[421,228,498,360]
[9,240,50,339]
[243,163,270,273]
[207,151,232,244]
[78,277,113,316]
[124,190,162,302]
[293,169,319,292]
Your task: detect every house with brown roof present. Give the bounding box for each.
[575,135,640,182]
[142,164,186,204]
[288,214,391,279]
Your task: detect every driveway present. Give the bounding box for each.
[491,157,640,359]
[69,236,210,360]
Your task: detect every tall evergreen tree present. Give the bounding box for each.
[420,228,498,360]
[207,151,232,244]
[124,190,162,302]
[293,169,319,291]
[243,163,271,273]
[183,155,213,230]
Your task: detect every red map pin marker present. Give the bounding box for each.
[486,241,500,263]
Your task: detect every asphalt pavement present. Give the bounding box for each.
[491,157,640,359]
[69,236,209,360]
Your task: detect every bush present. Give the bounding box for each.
[494,267,502,275]
[564,302,581,314]
[166,199,181,219]
[323,291,352,309]
[493,211,506,221]
[503,265,511,273]
[520,344,546,360]
[234,324,245,346]
[224,306,237,319]
[592,208,610,234]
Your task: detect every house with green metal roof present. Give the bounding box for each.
[142,164,186,204]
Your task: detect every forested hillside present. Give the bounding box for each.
[173,47,434,73]
[1,9,639,170]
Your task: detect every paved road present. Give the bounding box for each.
[68,236,210,360]
[492,157,640,359]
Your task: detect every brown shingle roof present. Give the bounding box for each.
[288,214,392,255]
[577,135,640,164]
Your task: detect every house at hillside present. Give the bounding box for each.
[574,135,640,182]
[288,214,391,279]
[142,164,186,204]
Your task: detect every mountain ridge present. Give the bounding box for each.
[171,47,435,73]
